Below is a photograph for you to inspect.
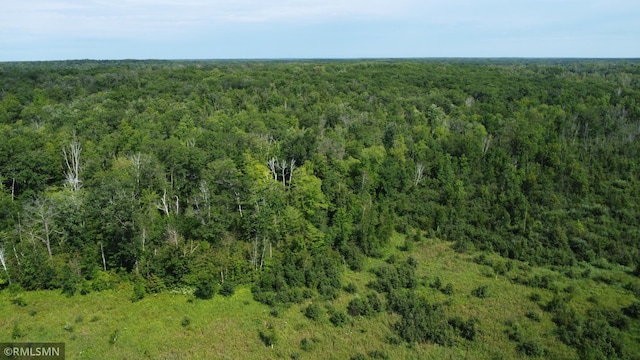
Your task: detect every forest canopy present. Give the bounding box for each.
[0,59,639,295]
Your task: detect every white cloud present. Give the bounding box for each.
[1,0,637,59]
[1,0,416,40]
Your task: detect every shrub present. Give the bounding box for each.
[219,281,235,297]
[386,254,397,264]
[300,337,319,351]
[145,274,166,294]
[109,330,120,345]
[367,293,385,313]
[471,285,489,299]
[622,302,640,319]
[91,271,118,292]
[347,297,372,317]
[390,292,456,346]
[131,281,146,302]
[368,350,390,359]
[525,311,541,322]
[61,264,79,297]
[329,309,348,327]
[431,276,442,290]
[11,296,27,307]
[449,316,477,341]
[406,256,418,268]
[259,327,278,347]
[594,308,629,330]
[505,319,522,342]
[304,303,323,322]
[12,324,23,339]
[517,340,546,357]
[79,280,92,295]
[529,292,541,302]
[400,239,415,252]
[441,283,454,295]
[181,316,191,327]
[344,282,357,294]
[194,277,216,299]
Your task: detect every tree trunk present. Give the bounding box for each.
[100,242,107,271]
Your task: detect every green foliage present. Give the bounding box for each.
[12,324,24,339]
[517,340,546,357]
[300,337,319,352]
[259,326,278,347]
[219,281,235,297]
[194,277,216,300]
[525,311,541,322]
[1,59,640,358]
[60,263,80,297]
[448,316,477,341]
[329,309,349,327]
[368,349,390,359]
[344,282,358,294]
[441,283,454,295]
[181,316,191,327]
[622,302,640,319]
[471,285,489,299]
[109,329,120,345]
[11,296,27,307]
[131,281,146,302]
[549,299,632,359]
[347,296,373,317]
[304,302,324,322]
[368,261,417,294]
[145,274,166,294]
[388,291,457,346]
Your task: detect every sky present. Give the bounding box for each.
[1,0,638,61]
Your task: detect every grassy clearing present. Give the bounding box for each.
[1,235,639,359]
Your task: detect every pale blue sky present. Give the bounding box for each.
[1,0,638,61]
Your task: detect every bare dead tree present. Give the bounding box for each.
[414,163,425,186]
[267,158,278,181]
[260,237,266,270]
[193,181,211,224]
[63,137,82,191]
[288,159,296,185]
[167,225,179,246]
[234,191,243,217]
[13,244,20,266]
[157,189,170,216]
[0,247,10,284]
[26,198,56,258]
[482,134,492,155]
[141,227,146,252]
[251,234,259,270]
[127,152,142,188]
[100,242,107,271]
[279,159,287,188]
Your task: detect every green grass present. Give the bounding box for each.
[2,235,639,359]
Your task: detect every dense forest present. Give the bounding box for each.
[1,59,639,358]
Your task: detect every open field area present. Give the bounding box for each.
[2,235,639,359]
